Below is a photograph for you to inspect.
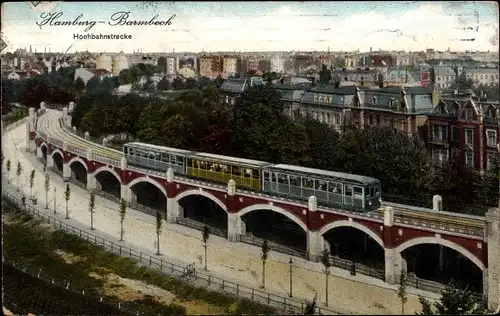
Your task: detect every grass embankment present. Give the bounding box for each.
[2,198,278,315]
[3,263,129,316]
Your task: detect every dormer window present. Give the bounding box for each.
[372,96,378,105]
[464,108,473,120]
[389,98,396,107]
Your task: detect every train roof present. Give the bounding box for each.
[189,152,273,168]
[125,142,193,155]
[268,164,379,185]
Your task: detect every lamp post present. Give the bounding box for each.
[53,187,56,214]
[289,257,293,298]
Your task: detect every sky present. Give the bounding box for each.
[1,1,498,53]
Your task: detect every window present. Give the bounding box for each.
[371,96,378,105]
[335,114,341,125]
[432,124,447,142]
[432,148,448,163]
[451,126,459,141]
[487,130,497,147]
[464,108,473,120]
[465,151,474,168]
[465,128,474,146]
[389,98,396,107]
[487,153,498,171]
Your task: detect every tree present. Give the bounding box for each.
[64,183,71,219]
[157,56,167,73]
[1,151,4,166]
[119,69,134,85]
[430,68,436,85]
[417,281,492,315]
[74,77,85,94]
[44,172,50,209]
[16,161,22,191]
[157,78,171,91]
[89,191,96,230]
[155,211,163,255]
[6,159,11,183]
[260,239,269,289]
[377,73,384,88]
[119,198,127,241]
[304,293,318,315]
[319,64,332,84]
[185,78,197,89]
[29,169,36,199]
[319,249,332,307]
[397,271,408,314]
[202,225,210,271]
[171,77,184,91]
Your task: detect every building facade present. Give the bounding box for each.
[433,66,456,91]
[222,56,239,78]
[464,68,499,87]
[427,93,499,174]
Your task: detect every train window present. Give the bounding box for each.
[375,185,381,197]
[155,153,160,161]
[302,177,314,188]
[128,148,134,156]
[187,158,193,167]
[245,168,252,177]
[199,161,207,170]
[263,171,271,181]
[315,179,327,191]
[176,156,184,165]
[221,164,229,173]
[354,186,363,197]
[328,182,342,193]
[161,153,168,162]
[369,186,374,197]
[170,156,176,164]
[148,152,155,160]
[289,175,300,186]
[231,166,241,176]
[277,173,289,184]
[208,163,216,171]
[252,169,260,179]
[345,184,353,196]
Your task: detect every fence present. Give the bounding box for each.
[239,235,308,259]
[1,191,339,315]
[3,260,146,315]
[175,217,227,238]
[328,256,385,280]
[405,275,483,301]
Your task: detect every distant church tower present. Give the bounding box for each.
[29,45,32,54]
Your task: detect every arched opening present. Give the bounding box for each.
[177,194,228,238]
[69,160,87,187]
[240,208,307,257]
[323,226,385,276]
[41,145,48,163]
[52,152,63,174]
[95,170,121,201]
[401,244,483,294]
[130,181,167,214]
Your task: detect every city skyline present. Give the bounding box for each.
[1,1,499,53]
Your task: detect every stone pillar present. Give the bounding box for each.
[26,108,35,152]
[68,101,75,113]
[62,163,71,182]
[384,206,401,284]
[486,208,500,311]
[72,126,77,134]
[36,145,42,158]
[433,195,443,212]
[84,132,89,140]
[307,196,323,261]
[227,212,242,242]
[47,153,54,168]
[87,173,97,191]
[165,168,178,222]
[102,137,108,147]
[40,101,46,111]
[307,230,324,262]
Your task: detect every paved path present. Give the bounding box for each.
[3,117,441,315]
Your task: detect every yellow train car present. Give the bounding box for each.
[186,152,272,191]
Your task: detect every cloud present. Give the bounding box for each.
[1,2,498,52]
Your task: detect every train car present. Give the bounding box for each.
[262,164,381,211]
[123,142,193,174]
[185,152,272,191]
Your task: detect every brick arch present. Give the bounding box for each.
[318,220,384,248]
[51,148,64,159]
[395,237,485,271]
[176,189,227,213]
[68,156,88,171]
[237,204,307,232]
[40,142,48,151]
[128,176,167,199]
[92,166,121,183]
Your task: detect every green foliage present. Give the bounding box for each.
[397,271,408,314]
[319,249,331,272]
[417,281,492,315]
[1,108,28,125]
[202,225,210,244]
[155,211,162,233]
[16,161,22,176]
[120,198,127,223]
[261,239,269,262]
[89,191,96,213]
[64,183,71,202]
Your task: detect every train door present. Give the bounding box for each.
[343,184,353,207]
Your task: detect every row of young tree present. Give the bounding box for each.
[2,154,494,314]
[70,81,499,214]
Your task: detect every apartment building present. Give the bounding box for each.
[464,68,499,87]
[222,56,239,78]
[427,92,499,174]
[433,65,456,90]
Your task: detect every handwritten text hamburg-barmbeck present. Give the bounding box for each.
[36,11,176,32]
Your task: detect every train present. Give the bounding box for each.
[123,142,382,212]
